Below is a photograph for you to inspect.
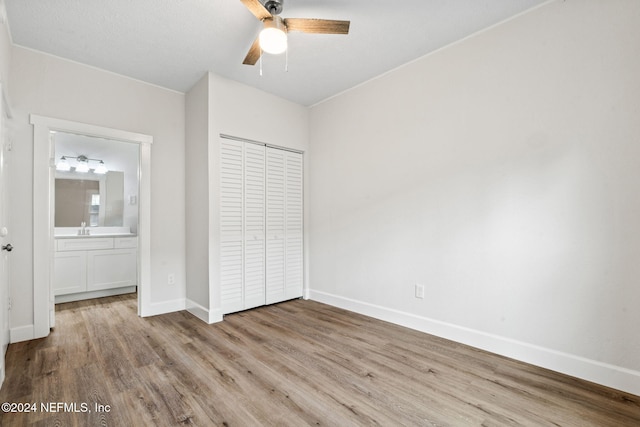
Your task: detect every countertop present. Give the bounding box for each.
[55,233,137,239]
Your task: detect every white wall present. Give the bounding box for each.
[185,74,210,310]
[308,0,640,395]
[185,72,309,321]
[9,46,186,331]
[0,2,11,91]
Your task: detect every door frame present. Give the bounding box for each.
[0,81,10,386]
[31,115,152,338]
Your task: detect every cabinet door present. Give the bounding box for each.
[86,249,137,291]
[54,251,87,295]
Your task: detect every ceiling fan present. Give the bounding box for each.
[240,0,350,65]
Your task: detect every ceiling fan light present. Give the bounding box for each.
[259,17,287,54]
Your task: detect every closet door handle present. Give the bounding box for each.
[2,244,13,252]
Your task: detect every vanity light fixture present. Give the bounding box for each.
[75,156,90,173]
[56,155,109,174]
[56,156,71,171]
[93,161,108,175]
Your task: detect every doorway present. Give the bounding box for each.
[31,115,152,338]
[52,132,140,304]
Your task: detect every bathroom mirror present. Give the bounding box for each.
[53,131,140,233]
[54,171,124,227]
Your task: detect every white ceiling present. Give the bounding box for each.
[3,0,546,106]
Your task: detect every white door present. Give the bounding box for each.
[243,143,266,310]
[220,138,302,313]
[265,148,286,304]
[266,148,304,304]
[220,138,245,314]
[220,139,267,314]
[0,84,11,386]
[284,151,303,300]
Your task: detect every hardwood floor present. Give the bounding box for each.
[0,294,638,426]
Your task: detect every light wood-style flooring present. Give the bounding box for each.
[0,294,638,426]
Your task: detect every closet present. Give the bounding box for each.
[219,137,303,315]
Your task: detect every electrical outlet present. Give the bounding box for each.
[167,273,176,286]
[415,283,425,299]
[7,297,11,311]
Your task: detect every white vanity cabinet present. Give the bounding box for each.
[54,236,137,302]
[54,251,87,295]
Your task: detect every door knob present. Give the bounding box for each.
[2,244,13,252]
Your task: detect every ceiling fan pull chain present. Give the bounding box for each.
[259,49,263,76]
[285,48,288,72]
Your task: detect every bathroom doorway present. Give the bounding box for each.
[53,132,140,304]
[31,115,152,338]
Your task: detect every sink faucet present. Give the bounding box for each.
[77,221,90,236]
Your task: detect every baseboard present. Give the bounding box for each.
[141,298,186,317]
[55,286,137,304]
[185,299,223,324]
[309,290,640,397]
[10,324,35,343]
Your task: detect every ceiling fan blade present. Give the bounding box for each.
[284,18,350,34]
[240,0,272,21]
[243,36,262,65]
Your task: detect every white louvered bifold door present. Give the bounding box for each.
[220,137,301,314]
[284,151,304,300]
[220,139,266,314]
[266,148,304,304]
[243,143,266,310]
[266,148,286,304]
[220,138,245,313]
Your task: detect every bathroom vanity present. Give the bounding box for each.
[54,227,137,303]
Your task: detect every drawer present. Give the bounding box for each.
[115,237,138,249]
[56,238,114,252]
